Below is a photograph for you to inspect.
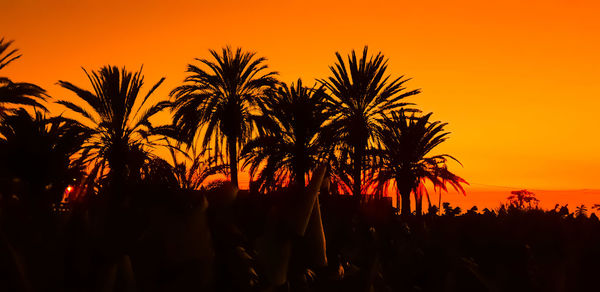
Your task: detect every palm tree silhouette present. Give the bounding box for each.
[0,38,47,114]
[575,204,587,218]
[0,108,90,209]
[370,110,467,215]
[319,46,420,198]
[57,65,169,195]
[241,79,329,192]
[170,47,278,188]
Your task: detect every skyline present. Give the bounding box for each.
[3,0,600,206]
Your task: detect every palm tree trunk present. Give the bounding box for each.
[228,138,238,188]
[352,148,362,198]
[415,193,423,217]
[294,160,305,191]
[438,189,442,213]
[107,141,127,206]
[400,187,411,215]
[297,172,306,191]
[294,142,306,190]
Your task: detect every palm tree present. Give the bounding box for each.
[0,108,90,209]
[371,110,467,215]
[319,46,420,198]
[575,204,587,218]
[241,79,329,192]
[0,38,47,113]
[57,65,169,195]
[170,47,278,188]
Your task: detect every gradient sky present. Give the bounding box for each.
[3,0,600,210]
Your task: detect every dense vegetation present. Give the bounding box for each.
[2,38,597,291]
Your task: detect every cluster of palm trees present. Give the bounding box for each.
[0,38,467,216]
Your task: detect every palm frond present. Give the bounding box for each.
[0,38,22,70]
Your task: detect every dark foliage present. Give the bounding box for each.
[0,108,90,209]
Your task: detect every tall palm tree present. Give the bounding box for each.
[319,46,420,198]
[57,65,169,194]
[371,110,467,215]
[170,47,278,188]
[0,38,47,113]
[241,79,329,192]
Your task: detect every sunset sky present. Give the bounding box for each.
[3,0,600,210]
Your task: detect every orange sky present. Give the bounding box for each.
[3,0,600,210]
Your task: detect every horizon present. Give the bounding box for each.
[3,0,600,210]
